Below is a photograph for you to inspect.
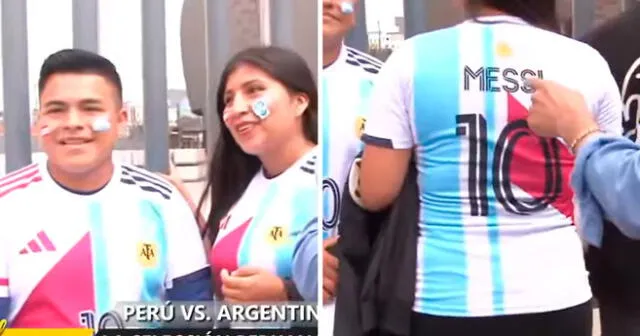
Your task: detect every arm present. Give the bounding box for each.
[0,231,9,320]
[164,192,213,301]
[359,44,413,211]
[591,53,623,135]
[572,134,640,239]
[291,218,318,301]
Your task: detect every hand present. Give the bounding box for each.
[220,266,287,302]
[323,236,339,304]
[527,78,598,144]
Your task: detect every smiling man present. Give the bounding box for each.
[0,49,211,328]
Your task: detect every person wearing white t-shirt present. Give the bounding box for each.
[322,0,382,334]
[357,0,622,335]
[0,49,212,328]
[165,46,320,304]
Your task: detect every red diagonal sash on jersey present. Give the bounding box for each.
[504,93,574,219]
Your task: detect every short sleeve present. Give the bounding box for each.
[591,52,623,135]
[290,186,319,301]
[163,191,210,292]
[362,43,414,149]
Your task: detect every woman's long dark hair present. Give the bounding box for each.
[467,0,560,32]
[196,46,318,244]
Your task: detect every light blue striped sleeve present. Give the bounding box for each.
[572,134,640,246]
[291,186,319,301]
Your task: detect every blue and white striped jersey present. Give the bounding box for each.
[322,45,382,239]
[363,15,622,317]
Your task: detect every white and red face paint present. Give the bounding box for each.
[38,115,112,138]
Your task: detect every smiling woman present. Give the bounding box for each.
[167,46,320,304]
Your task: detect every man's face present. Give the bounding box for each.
[37,73,127,174]
[323,0,359,42]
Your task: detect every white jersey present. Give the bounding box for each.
[322,45,382,238]
[321,45,381,336]
[0,161,208,328]
[210,147,318,300]
[363,15,622,317]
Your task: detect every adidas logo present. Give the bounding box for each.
[19,230,56,254]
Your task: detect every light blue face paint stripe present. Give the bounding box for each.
[413,28,467,314]
[482,26,505,315]
[321,78,331,240]
[138,201,168,303]
[88,202,111,317]
[238,182,279,267]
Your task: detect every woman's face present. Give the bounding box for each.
[222,64,308,156]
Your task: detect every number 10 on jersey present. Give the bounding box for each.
[456,113,564,216]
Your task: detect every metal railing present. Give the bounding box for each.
[170,151,207,183]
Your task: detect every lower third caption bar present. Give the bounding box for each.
[96,327,318,336]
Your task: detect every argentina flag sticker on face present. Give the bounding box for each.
[252,97,270,120]
[341,1,354,14]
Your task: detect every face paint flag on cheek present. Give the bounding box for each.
[39,124,54,137]
[252,97,270,120]
[341,1,354,14]
[91,116,111,132]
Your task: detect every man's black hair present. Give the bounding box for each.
[38,48,123,101]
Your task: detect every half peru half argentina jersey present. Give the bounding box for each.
[322,45,382,238]
[363,15,622,317]
[210,147,318,298]
[0,162,208,328]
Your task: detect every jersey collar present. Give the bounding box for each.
[323,42,349,74]
[40,159,123,197]
[467,15,530,27]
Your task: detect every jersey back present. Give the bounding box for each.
[322,46,382,238]
[363,16,622,317]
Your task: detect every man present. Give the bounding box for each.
[0,49,211,328]
[322,0,382,334]
[580,5,640,335]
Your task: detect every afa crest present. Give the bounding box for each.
[137,242,158,268]
[355,116,366,139]
[266,225,289,246]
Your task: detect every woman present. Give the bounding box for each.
[357,0,621,335]
[166,46,318,302]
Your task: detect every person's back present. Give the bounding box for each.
[361,6,622,335]
[411,13,621,316]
